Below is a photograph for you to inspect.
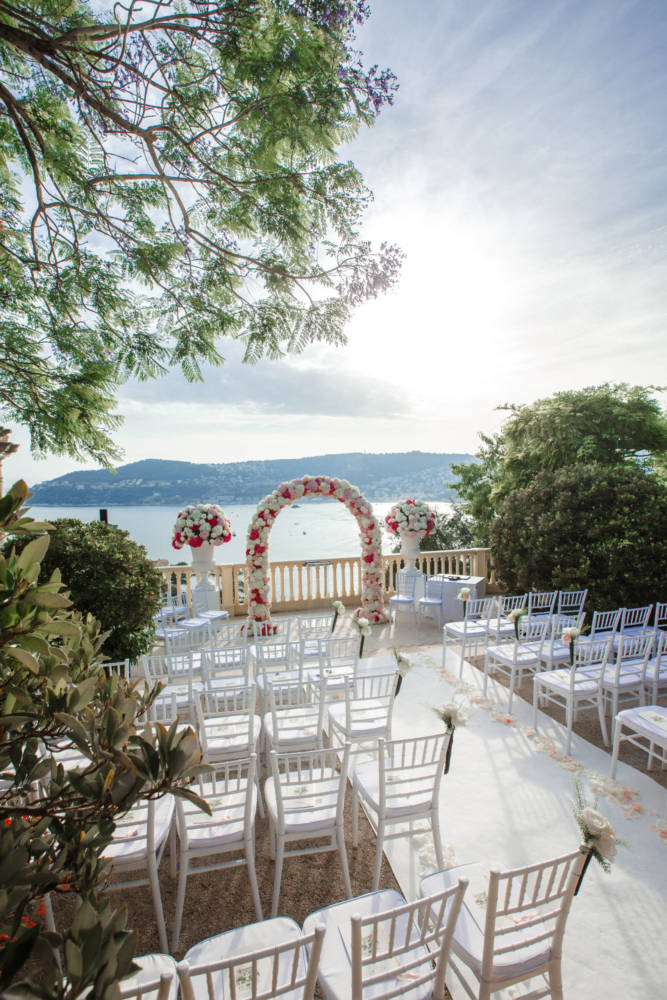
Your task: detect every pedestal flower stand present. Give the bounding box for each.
[190,541,219,611]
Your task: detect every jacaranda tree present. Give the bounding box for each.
[0,1,401,466]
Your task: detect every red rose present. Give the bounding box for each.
[249,529,260,540]
[189,537,203,547]
[363,554,374,564]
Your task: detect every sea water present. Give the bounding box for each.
[26,500,453,563]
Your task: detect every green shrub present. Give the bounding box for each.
[491,464,667,610]
[38,519,162,662]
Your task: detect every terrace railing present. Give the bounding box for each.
[159,548,493,617]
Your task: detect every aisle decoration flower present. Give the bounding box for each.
[384,499,437,538]
[171,503,232,549]
[332,600,345,631]
[351,615,372,656]
[393,648,412,695]
[457,586,472,604]
[561,625,582,666]
[507,607,527,639]
[572,778,625,893]
[434,700,468,773]
[245,475,388,624]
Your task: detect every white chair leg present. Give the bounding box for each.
[246,830,263,920]
[372,818,385,891]
[351,780,360,847]
[431,807,444,870]
[271,834,285,917]
[549,958,564,1000]
[565,699,574,755]
[598,690,609,746]
[482,653,490,696]
[148,851,169,954]
[170,849,189,952]
[610,719,622,779]
[458,640,466,678]
[337,827,352,898]
[169,823,178,879]
[532,683,540,733]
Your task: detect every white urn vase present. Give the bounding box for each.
[189,541,218,610]
[398,530,424,570]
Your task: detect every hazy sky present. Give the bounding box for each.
[10,0,667,487]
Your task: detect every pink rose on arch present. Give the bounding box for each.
[249,529,260,540]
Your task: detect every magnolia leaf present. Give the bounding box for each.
[27,590,72,609]
[4,645,39,674]
[170,784,212,814]
[15,534,51,573]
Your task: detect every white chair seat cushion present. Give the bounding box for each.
[328,701,389,738]
[445,621,488,639]
[421,864,553,983]
[181,784,255,850]
[264,775,341,834]
[182,917,305,1000]
[534,666,601,694]
[103,796,174,866]
[303,888,434,1000]
[354,760,434,818]
[600,664,644,689]
[615,706,667,745]
[486,646,541,668]
[202,715,261,757]
[119,953,178,999]
[263,708,321,747]
[255,669,302,692]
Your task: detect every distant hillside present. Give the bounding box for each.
[28,452,474,505]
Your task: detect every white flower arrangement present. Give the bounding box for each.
[507,607,527,638]
[384,499,437,538]
[392,648,412,677]
[457,586,472,602]
[171,503,232,550]
[351,616,372,638]
[561,625,583,666]
[434,702,468,731]
[573,778,624,876]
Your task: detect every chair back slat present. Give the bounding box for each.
[557,588,588,615]
[481,851,585,982]
[527,590,557,616]
[351,880,467,1000]
[589,608,622,638]
[253,617,295,643]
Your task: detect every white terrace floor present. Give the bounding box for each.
[352,611,667,1000]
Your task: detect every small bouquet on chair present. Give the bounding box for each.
[507,608,527,639]
[392,648,412,695]
[351,615,372,656]
[572,778,624,894]
[434,701,468,773]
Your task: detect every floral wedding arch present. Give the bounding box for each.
[246,475,388,623]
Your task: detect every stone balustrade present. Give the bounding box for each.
[159,548,494,616]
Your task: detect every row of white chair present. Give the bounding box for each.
[122,843,589,1000]
[157,612,339,658]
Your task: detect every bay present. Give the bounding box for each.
[26,500,454,564]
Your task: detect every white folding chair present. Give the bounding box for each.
[178,919,325,1000]
[611,604,653,650]
[643,629,667,704]
[610,704,667,778]
[302,881,468,1000]
[119,954,179,1000]
[533,637,613,753]
[352,734,450,890]
[443,596,496,677]
[103,658,130,677]
[264,744,351,918]
[327,672,398,748]
[298,612,337,661]
[304,636,359,699]
[254,639,301,702]
[597,633,654,744]
[208,619,250,647]
[195,683,261,764]
[389,573,418,624]
[556,589,588,617]
[653,601,667,640]
[526,590,557,619]
[171,755,262,951]
[253,617,296,643]
[201,644,250,691]
[190,586,230,628]
[420,849,587,1000]
[485,594,528,643]
[165,624,209,657]
[103,797,175,953]
[418,577,446,627]
[483,618,550,712]
[586,607,621,642]
[536,614,586,670]
[263,675,326,753]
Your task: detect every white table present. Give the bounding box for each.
[426,574,486,623]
